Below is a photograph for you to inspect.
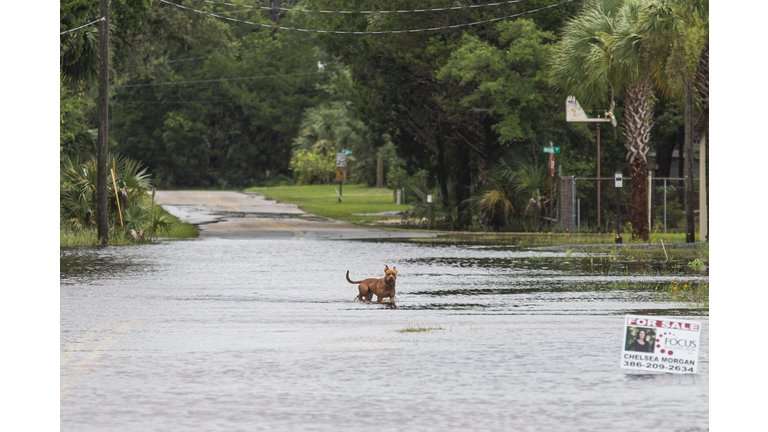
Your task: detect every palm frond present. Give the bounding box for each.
[60,22,100,86]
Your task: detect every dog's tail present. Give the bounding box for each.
[346,270,364,284]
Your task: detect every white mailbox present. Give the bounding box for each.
[615,171,623,188]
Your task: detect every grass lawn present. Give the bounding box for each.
[245,184,411,222]
[243,184,708,263]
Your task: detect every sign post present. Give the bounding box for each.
[549,153,554,229]
[543,142,559,230]
[621,315,702,374]
[336,153,348,202]
[615,171,623,244]
[566,96,616,233]
[427,194,432,230]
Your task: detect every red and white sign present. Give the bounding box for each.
[620,315,702,374]
[549,153,555,176]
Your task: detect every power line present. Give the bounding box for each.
[115,71,325,88]
[114,99,236,104]
[163,37,316,63]
[159,0,575,34]
[113,91,324,103]
[215,9,262,14]
[187,0,531,14]
[60,17,105,35]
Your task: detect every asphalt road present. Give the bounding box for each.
[154,190,435,240]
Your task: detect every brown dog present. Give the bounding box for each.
[346,265,398,304]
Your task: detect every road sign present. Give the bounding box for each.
[550,153,555,176]
[615,171,623,188]
[543,147,560,153]
[336,153,348,167]
[341,149,353,155]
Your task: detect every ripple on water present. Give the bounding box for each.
[60,238,708,431]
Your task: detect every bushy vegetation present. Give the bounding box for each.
[289,142,338,185]
[60,153,193,246]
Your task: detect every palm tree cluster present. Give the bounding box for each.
[549,0,708,241]
[60,154,173,241]
[467,150,552,232]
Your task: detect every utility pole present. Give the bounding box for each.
[596,122,601,233]
[96,0,110,245]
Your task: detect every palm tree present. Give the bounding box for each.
[639,0,708,242]
[549,0,661,240]
[292,101,367,152]
[468,158,517,230]
[61,153,154,235]
[60,20,100,87]
[513,162,550,232]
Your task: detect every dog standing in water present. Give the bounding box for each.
[346,265,397,306]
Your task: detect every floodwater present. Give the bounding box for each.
[60,237,708,432]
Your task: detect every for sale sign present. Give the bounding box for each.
[620,315,701,374]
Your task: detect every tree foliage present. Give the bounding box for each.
[58,0,695,232]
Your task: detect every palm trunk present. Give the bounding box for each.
[684,71,695,243]
[622,80,654,240]
[630,157,648,239]
[695,42,709,241]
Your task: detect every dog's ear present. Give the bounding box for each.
[384,265,389,271]
[393,267,397,272]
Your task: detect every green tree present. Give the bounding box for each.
[549,0,666,240]
[289,143,338,185]
[309,0,580,229]
[437,19,557,146]
[111,2,329,187]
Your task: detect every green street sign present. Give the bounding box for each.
[543,147,560,153]
[341,149,353,155]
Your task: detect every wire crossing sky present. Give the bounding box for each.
[158,0,575,35]
[187,0,532,14]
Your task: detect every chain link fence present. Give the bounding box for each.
[558,177,697,234]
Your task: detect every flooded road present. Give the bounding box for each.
[61,237,708,431]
